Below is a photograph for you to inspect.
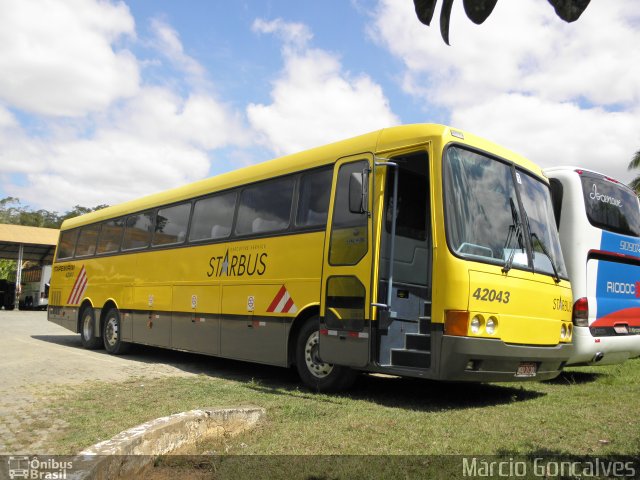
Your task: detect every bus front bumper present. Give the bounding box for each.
[439,335,573,382]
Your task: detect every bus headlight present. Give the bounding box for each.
[486,317,497,335]
[560,323,567,339]
[470,316,483,334]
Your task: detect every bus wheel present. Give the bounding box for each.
[103,307,130,355]
[80,306,102,349]
[295,318,357,392]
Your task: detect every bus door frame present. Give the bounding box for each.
[319,153,376,367]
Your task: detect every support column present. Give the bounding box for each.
[14,243,23,308]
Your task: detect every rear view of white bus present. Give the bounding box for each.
[546,167,640,365]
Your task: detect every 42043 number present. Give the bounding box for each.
[472,288,511,304]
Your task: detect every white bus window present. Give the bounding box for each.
[189,191,237,242]
[580,174,640,237]
[122,211,154,250]
[153,203,191,246]
[296,168,332,228]
[75,225,100,257]
[97,218,124,254]
[236,177,295,235]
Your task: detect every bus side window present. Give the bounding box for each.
[189,191,237,242]
[236,177,295,235]
[56,229,79,261]
[296,167,332,228]
[122,211,154,251]
[153,202,191,247]
[75,225,100,258]
[97,218,124,254]
[549,178,563,230]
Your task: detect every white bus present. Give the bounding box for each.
[545,166,640,365]
[19,265,51,310]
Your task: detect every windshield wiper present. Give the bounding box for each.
[502,198,524,274]
[530,232,561,284]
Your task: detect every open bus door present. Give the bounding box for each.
[319,154,375,367]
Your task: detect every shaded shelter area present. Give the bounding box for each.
[0,223,59,307]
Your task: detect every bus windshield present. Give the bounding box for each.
[444,146,567,278]
[580,173,640,237]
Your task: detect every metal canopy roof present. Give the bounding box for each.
[0,224,59,263]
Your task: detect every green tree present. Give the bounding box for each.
[413,0,592,44]
[59,204,110,224]
[0,259,16,280]
[0,198,109,279]
[0,197,108,229]
[628,149,640,194]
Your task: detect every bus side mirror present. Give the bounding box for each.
[349,170,368,214]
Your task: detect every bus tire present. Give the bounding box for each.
[295,318,357,392]
[80,306,102,349]
[103,307,131,355]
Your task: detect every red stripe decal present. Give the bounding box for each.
[592,307,640,328]
[267,285,287,312]
[66,266,86,304]
[72,274,88,304]
[282,297,295,313]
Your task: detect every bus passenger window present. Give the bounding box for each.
[56,229,79,260]
[75,224,100,257]
[189,191,237,242]
[122,211,154,250]
[153,203,191,246]
[329,160,369,266]
[97,218,124,254]
[236,177,295,235]
[296,168,332,228]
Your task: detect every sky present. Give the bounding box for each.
[0,0,639,212]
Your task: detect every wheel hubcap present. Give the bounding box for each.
[105,317,118,347]
[305,331,333,378]
[82,314,92,340]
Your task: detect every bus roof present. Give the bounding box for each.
[61,123,541,230]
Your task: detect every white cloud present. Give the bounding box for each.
[1,85,248,212]
[0,1,248,212]
[252,18,313,49]
[452,95,640,180]
[150,18,207,85]
[248,18,398,156]
[0,0,139,117]
[112,87,244,150]
[369,0,640,183]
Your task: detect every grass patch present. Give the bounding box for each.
[38,356,640,457]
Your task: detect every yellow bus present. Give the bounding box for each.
[48,124,573,391]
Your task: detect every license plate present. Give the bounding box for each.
[614,324,629,335]
[515,362,537,378]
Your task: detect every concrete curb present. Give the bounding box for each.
[69,406,265,479]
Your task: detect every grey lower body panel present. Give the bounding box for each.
[438,335,573,382]
[48,306,79,333]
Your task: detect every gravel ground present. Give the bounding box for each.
[0,310,206,454]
